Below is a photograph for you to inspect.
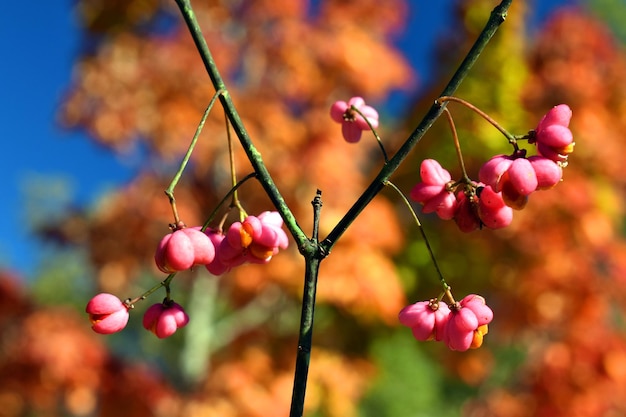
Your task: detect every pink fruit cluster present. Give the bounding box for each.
[411,105,573,231]
[399,294,493,351]
[86,293,189,338]
[86,211,288,337]
[330,97,380,143]
[154,211,288,276]
[205,211,289,275]
[479,152,562,210]
[410,159,513,232]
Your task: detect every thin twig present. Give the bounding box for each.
[384,181,448,289]
[437,95,518,147]
[224,111,246,218]
[442,107,472,183]
[350,105,389,163]
[164,89,224,224]
[201,172,258,231]
[174,0,310,252]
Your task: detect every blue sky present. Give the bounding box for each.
[0,3,137,277]
[0,1,573,279]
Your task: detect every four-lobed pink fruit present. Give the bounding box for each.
[155,227,215,273]
[410,159,457,220]
[330,97,380,143]
[206,211,289,275]
[86,293,130,334]
[443,294,493,351]
[142,301,189,339]
[399,299,451,342]
[532,104,574,164]
[400,294,493,352]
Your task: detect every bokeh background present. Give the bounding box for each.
[2,0,626,416]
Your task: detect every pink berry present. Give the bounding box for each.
[460,294,494,325]
[204,229,232,275]
[399,299,451,342]
[204,212,289,275]
[528,155,563,189]
[477,186,513,228]
[248,211,289,262]
[419,158,452,185]
[537,124,573,148]
[424,191,458,220]
[155,227,216,273]
[536,104,572,135]
[478,154,513,190]
[86,293,130,334]
[454,186,512,232]
[506,158,538,196]
[228,212,289,264]
[454,191,481,233]
[533,104,574,164]
[410,183,446,202]
[330,97,379,143]
[443,294,493,351]
[411,159,457,220]
[480,155,537,210]
[142,301,189,339]
[330,101,349,123]
[188,227,216,265]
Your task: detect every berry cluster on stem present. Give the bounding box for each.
[411,100,574,232]
[399,293,493,351]
[329,95,574,352]
[86,93,290,338]
[83,2,569,416]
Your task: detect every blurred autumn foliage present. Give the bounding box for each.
[2,0,626,416]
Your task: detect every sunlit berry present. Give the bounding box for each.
[247,211,289,263]
[225,212,289,263]
[454,186,512,232]
[155,227,216,273]
[410,159,457,220]
[330,97,379,143]
[480,155,537,210]
[528,155,562,189]
[206,211,289,275]
[204,229,232,275]
[476,186,514,228]
[399,299,451,341]
[142,301,189,339]
[533,104,574,164]
[454,191,481,233]
[86,293,130,334]
[443,294,493,351]
[478,154,512,188]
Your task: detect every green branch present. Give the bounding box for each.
[290,191,323,417]
[174,0,311,254]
